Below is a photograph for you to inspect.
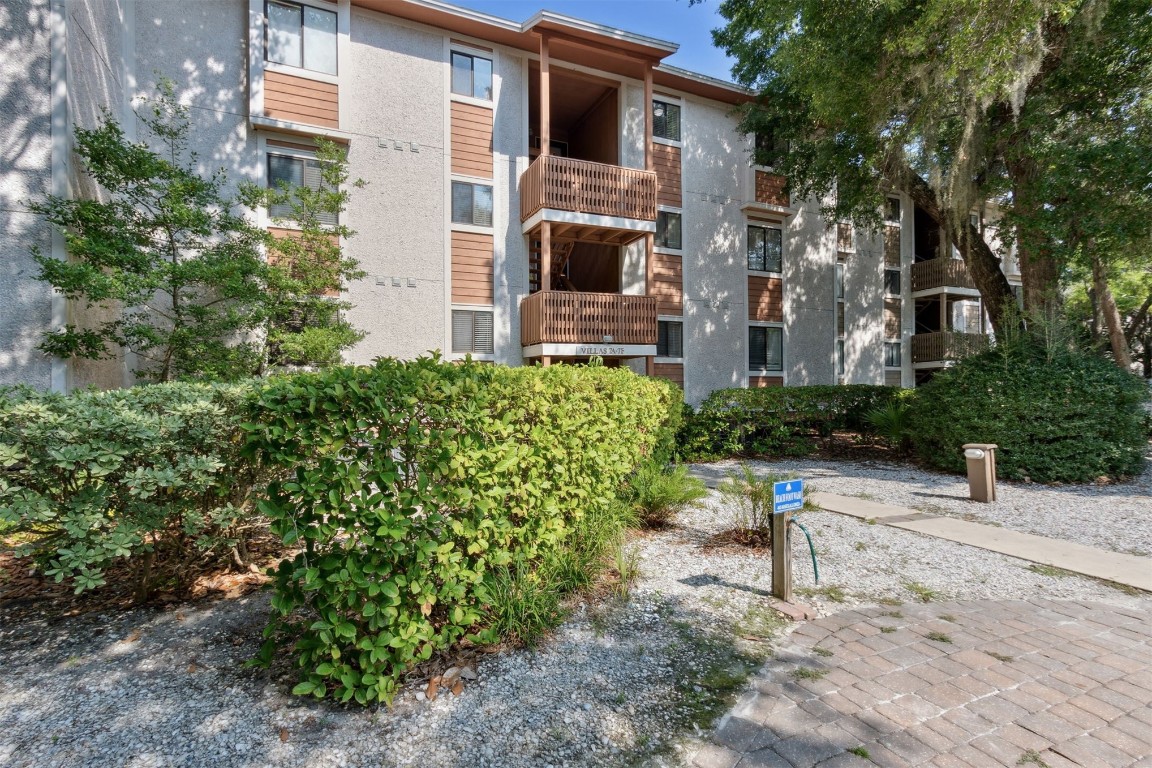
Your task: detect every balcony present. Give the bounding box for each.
[520,156,657,245]
[911,331,989,365]
[521,291,657,356]
[910,258,978,294]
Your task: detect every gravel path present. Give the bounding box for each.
[1,460,1149,768]
[690,456,1152,557]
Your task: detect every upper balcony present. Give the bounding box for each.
[519,156,657,246]
[520,290,657,357]
[910,258,979,297]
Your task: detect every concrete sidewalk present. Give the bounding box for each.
[810,493,1152,594]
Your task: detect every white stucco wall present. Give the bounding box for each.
[0,0,54,389]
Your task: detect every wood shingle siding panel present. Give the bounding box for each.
[885,298,902,338]
[653,143,682,207]
[755,171,789,207]
[884,225,901,266]
[749,376,784,387]
[653,363,684,388]
[451,101,493,179]
[747,275,783,322]
[652,251,682,314]
[264,70,339,128]
[266,227,340,297]
[451,231,493,304]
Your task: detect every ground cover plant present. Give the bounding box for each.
[625,462,708,528]
[710,463,816,548]
[678,385,898,461]
[245,357,678,705]
[0,381,268,602]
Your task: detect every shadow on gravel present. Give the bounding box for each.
[680,573,774,601]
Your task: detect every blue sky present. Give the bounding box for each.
[448,0,738,82]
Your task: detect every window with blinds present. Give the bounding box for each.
[657,320,683,358]
[451,181,494,227]
[452,309,494,354]
[268,154,337,225]
[653,99,681,142]
[748,326,783,372]
[656,211,682,250]
[266,0,337,75]
[884,341,902,367]
[747,224,782,272]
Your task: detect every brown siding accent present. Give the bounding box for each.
[885,370,903,387]
[264,70,339,128]
[755,171,789,207]
[652,251,682,314]
[837,222,853,252]
[451,101,493,178]
[884,298,902,338]
[451,231,493,304]
[450,39,492,51]
[749,376,784,388]
[267,138,318,152]
[747,275,783,322]
[266,226,340,297]
[653,363,684,388]
[884,224,901,266]
[653,143,681,207]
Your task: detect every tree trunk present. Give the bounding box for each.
[1091,251,1133,370]
[903,172,1019,338]
[1007,155,1063,319]
[1125,293,1152,345]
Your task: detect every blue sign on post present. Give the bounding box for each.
[772,479,805,514]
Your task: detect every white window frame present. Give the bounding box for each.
[652,95,683,147]
[884,267,902,297]
[449,45,494,107]
[884,340,903,369]
[449,304,495,360]
[654,206,683,254]
[450,175,495,232]
[884,196,902,224]
[746,222,783,276]
[264,0,338,78]
[747,321,785,377]
[265,144,338,228]
[656,315,684,362]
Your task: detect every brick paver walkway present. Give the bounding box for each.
[693,600,1152,768]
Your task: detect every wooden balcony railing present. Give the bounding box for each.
[911,331,988,364]
[910,258,976,292]
[520,156,658,222]
[520,291,658,347]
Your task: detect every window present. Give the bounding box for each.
[451,52,493,100]
[656,211,682,250]
[969,212,981,232]
[451,309,494,354]
[747,225,782,272]
[884,341,902,368]
[268,153,336,225]
[836,339,846,377]
[653,99,681,142]
[657,320,683,358]
[754,130,787,167]
[266,1,337,75]
[748,326,783,372]
[884,268,902,296]
[451,181,494,227]
[885,197,901,223]
[834,263,845,300]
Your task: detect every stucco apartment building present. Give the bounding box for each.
[1,0,1020,404]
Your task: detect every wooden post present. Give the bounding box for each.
[541,221,552,292]
[540,35,550,157]
[541,356,551,368]
[772,511,792,602]
[940,291,948,332]
[644,65,655,377]
[643,65,654,172]
[645,232,655,375]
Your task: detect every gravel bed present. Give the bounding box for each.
[690,455,1152,556]
[1,463,1149,768]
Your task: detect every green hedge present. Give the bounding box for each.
[908,342,1149,483]
[0,381,265,599]
[679,385,899,460]
[245,357,678,705]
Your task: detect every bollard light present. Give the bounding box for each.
[963,448,985,460]
[962,443,997,503]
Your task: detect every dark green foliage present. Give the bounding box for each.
[864,392,915,454]
[679,385,899,461]
[909,341,1149,483]
[0,381,267,600]
[245,358,677,705]
[625,462,708,528]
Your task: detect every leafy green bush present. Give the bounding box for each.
[0,381,266,600]
[716,463,816,546]
[864,392,915,454]
[245,357,677,705]
[679,385,899,460]
[908,341,1149,483]
[625,462,708,528]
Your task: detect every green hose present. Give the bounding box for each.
[789,516,819,585]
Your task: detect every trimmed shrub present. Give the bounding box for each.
[245,357,678,705]
[908,342,1149,483]
[679,385,899,460]
[0,381,265,600]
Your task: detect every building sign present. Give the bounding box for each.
[772,479,805,514]
[522,343,657,358]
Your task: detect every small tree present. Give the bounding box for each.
[32,79,365,381]
[239,139,366,371]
